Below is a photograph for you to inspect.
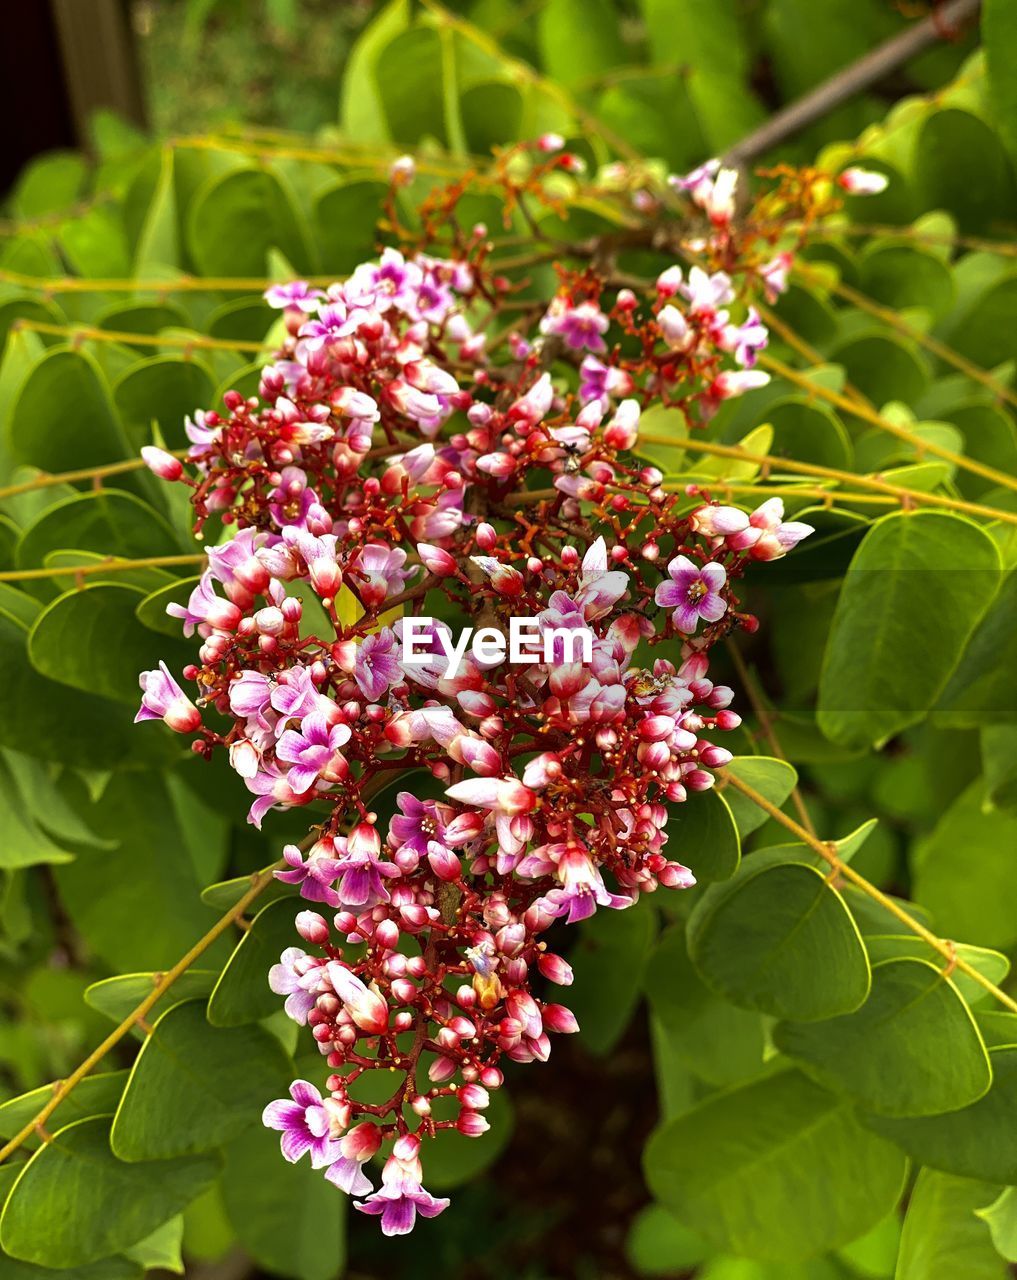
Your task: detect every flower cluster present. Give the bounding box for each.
[135,153,829,1235]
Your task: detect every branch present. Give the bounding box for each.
[0,554,205,584]
[638,431,1017,526]
[723,0,982,166]
[797,264,1017,413]
[722,771,1017,1015]
[0,861,285,1165]
[761,354,1017,494]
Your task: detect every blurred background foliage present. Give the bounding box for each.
[2,1,1017,1279]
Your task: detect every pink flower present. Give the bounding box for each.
[326,962,389,1034]
[262,1080,342,1168]
[725,498,814,560]
[540,299,610,353]
[350,544,413,607]
[655,557,727,633]
[264,281,325,312]
[355,1136,449,1236]
[274,840,343,906]
[276,713,351,793]
[354,629,402,701]
[269,946,319,1025]
[135,662,201,733]
[166,572,242,637]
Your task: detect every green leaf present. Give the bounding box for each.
[53,772,224,972]
[461,81,525,153]
[0,1117,219,1268]
[0,1072,128,1141]
[817,513,1001,748]
[912,779,1017,951]
[201,868,294,911]
[859,245,955,319]
[134,148,179,273]
[85,971,219,1026]
[8,348,129,473]
[0,607,172,771]
[375,27,448,145]
[221,1121,345,1280]
[340,0,410,144]
[113,356,215,450]
[935,571,1017,725]
[983,725,1017,810]
[187,168,311,277]
[314,179,387,276]
[15,491,179,572]
[625,1203,710,1276]
[721,757,798,836]
[566,898,655,1055]
[830,333,930,406]
[835,1211,902,1280]
[864,1044,1017,1183]
[111,1000,292,1161]
[895,1169,1006,1280]
[767,398,853,470]
[641,0,749,75]
[136,576,200,638]
[28,583,191,704]
[774,958,992,1117]
[687,853,870,1021]
[419,1086,514,1188]
[123,1215,184,1273]
[976,1186,1017,1263]
[915,109,1017,235]
[863,935,1009,1008]
[207,897,298,1027]
[667,787,740,883]
[0,753,80,869]
[646,924,767,1088]
[537,0,620,90]
[643,1069,908,1262]
[0,1240,139,1280]
[985,0,1017,165]
[10,153,86,218]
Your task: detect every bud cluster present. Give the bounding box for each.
[134,151,839,1234]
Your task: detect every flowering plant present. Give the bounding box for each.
[135,155,825,1227]
[1,3,1016,1275]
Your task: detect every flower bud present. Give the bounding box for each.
[295,911,329,945]
[141,445,183,481]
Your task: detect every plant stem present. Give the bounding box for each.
[0,555,205,584]
[722,0,981,165]
[799,265,1017,412]
[636,431,1017,525]
[11,318,266,355]
[0,861,285,1165]
[761,354,1017,494]
[0,454,185,500]
[722,771,1017,1015]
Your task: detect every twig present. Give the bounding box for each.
[723,0,982,165]
[10,319,267,355]
[0,861,285,1164]
[761,354,1017,494]
[637,431,1017,525]
[798,265,1017,412]
[0,555,205,584]
[722,771,1017,1014]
